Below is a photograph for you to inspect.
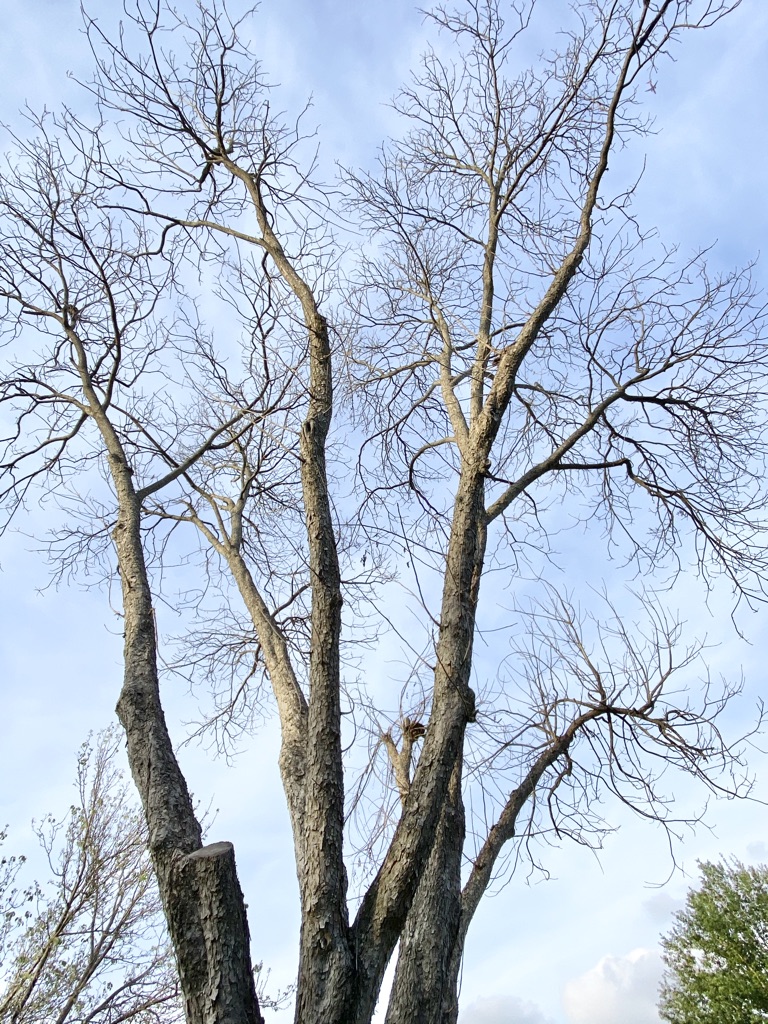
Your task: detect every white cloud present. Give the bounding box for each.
[563,948,663,1024]
[461,994,553,1024]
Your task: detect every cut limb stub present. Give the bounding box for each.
[403,719,426,742]
[184,840,235,861]
[168,842,264,1024]
[383,718,427,807]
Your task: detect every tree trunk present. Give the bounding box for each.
[106,450,263,1024]
[385,759,465,1024]
[169,843,263,1024]
[294,308,354,1024]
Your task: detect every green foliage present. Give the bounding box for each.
[659,860,768,1024]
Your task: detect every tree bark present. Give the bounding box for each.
[101,442,263,1024]
[292,314,355,1024]
[220,544,309,870]
[170,843,263,1024]
[348,468,487,1024]
[385,759,465,1024]
[233,168,355,1023]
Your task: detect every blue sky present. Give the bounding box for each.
[1,3,768,1023]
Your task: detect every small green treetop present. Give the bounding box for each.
[659,860,768,1024]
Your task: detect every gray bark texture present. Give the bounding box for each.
[169,844,262,1024]
[385,762,465,1024]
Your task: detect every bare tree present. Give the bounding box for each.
[0,731,182,1024]
[0,2,765,1024]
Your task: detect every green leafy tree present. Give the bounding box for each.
[659,861,768,1024]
